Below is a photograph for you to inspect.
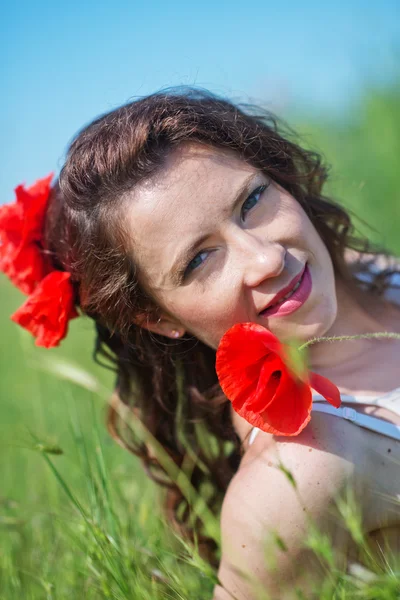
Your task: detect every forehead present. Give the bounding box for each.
[124,144,256,289]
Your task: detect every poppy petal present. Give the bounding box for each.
[216,322,341,437]
[217,323,281,370]
[8,243,51,295]
[258,371,312,435]
[11,271,78,348]
[309,371,341,408]
[216,323,284,411]
[1,174,53,294]
[232,371,312,437]
[245,359,283,412]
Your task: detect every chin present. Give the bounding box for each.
[278,296,337,343]
[304,305,337,340]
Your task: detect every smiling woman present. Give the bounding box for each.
[1,88,400,599]
[123,143,339,352]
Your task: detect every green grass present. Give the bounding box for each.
[1,81,400,599]
[294,81,400,256]
[0,310,217,599]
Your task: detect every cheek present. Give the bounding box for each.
[164,289,241,345]
[167,291,232,325]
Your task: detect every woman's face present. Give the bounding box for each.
[126,143,338,349]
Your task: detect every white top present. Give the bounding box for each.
[248,266,400,446]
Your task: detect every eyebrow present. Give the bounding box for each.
[168,172,260,285]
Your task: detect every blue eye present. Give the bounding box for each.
[184,250,209,277]
[241,185,266,220]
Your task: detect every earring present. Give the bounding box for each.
[171,329,181,338]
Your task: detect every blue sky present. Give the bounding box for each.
[1,0,399,201]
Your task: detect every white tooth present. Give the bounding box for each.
[264,274,303,311]
[278,278,301,303]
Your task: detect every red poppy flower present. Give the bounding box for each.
[216,323,341,436]
[0,174,53,294]
[10,271,79,348]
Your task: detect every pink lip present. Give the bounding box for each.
[259,264,306,312]
[259,264,312,318]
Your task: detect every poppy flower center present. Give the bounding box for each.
[271,370,281,381]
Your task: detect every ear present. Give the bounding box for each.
[135,312,186,339]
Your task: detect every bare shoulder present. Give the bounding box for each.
[215,416,363,599]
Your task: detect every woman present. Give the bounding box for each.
[2,88,400,599]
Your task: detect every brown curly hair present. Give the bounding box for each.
[43,87,399,568]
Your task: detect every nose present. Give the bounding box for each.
[232,231,286,288]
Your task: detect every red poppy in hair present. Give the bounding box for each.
[0,174,54,294]
[10,271,79,348]
[1,175,79,348]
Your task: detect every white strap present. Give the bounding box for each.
[312,388,400,417]
[248,402,400,446]
[312,404,400,441]
[248,427,260,445]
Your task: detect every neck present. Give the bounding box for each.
[307,277,390,373]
